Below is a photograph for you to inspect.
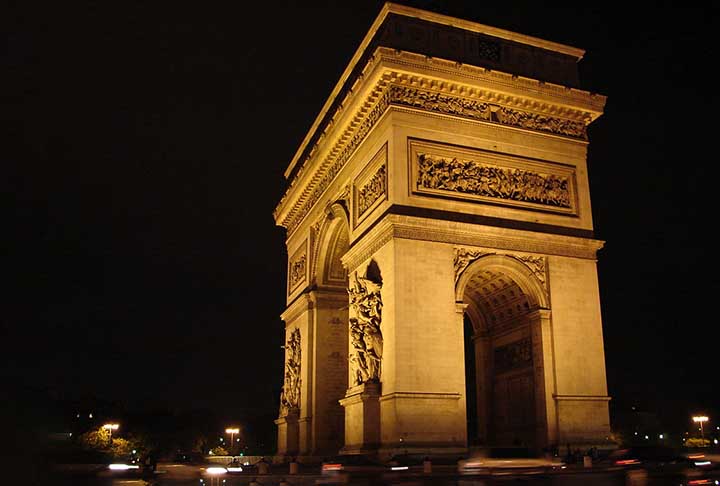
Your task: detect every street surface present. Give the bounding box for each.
[41,461,720,486]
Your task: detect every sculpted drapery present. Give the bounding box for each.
[279,328,301,415]
[348,272,383,386]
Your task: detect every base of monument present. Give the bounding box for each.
[376,444,467,461]
[339,382,381,454]
[556,437,619,455]
[274,409,300,457]
[338,445,382,456]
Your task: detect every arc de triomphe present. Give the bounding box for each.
[273,2,611,458]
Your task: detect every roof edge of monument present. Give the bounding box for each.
[283,2,586,180]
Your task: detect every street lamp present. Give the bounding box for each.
[225,428,239,454]
[103,423,119,443]
[692,416,709,440]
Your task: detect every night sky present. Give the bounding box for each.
[5,1,718,437]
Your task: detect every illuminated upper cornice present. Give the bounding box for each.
[273,47,606,235]
[283,2,587,181]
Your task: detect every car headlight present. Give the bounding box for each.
[109,464,140,471]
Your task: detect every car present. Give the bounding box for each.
[318,454,387,484]
[225,459,244,473]
[457,447,565,475]
[602,445,716,482]
[385,454,427,472]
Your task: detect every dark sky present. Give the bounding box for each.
[5,1,719,434]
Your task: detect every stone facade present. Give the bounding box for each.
[274,3,612,458]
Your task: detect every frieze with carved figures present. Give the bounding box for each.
[288,244,307,293]
[411,139,577,216]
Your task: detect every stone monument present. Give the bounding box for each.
[274,2,611,458]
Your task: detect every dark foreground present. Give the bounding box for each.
[36,462,720,486]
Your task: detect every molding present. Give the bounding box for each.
[344,212,602,272]
[282,3,588,179]
[275,47,606,237]
[343,220,395,272]
[455,302,469,314]
[379,392,461,401]
[377,49,604,114]
[339,382,382,407]
[391,215,603,258]
[527,308,552,321]
[390,82,587,138]
[275,407,300,423]
[554,394,612,402]
[281,294,314,324]
[308,288,348,307]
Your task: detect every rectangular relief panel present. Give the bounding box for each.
[408,138,578,216]
[287,239,308,297]
[353,144,388,228]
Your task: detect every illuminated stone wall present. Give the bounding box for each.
[274,3,612,457]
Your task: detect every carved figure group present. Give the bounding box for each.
[279,328,301,415]
[357,165,386,217]
[348,272,383,386]
[289,254,306,289]
[389,85,585,139]
[417,153,571,208]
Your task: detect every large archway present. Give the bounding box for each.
[305,203,350,455]
[457,254,552,450]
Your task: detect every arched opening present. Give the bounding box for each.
[314,204,350,289]
[310,204,351,455]
[457,254,548,450]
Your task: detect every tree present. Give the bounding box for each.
[209,446,228,456]
[78,426,140,459]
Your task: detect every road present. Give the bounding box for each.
[39,461,720,486]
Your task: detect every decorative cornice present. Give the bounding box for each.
[390,83,587,138]
[342,220,395,272]
[283,3,587,181]
[379,49,605,113]
[344,214,603,271]
[393,218,601,259]
[553,394,612,402]
[275,47,605,237]
[379,392,461,401]
[280,293,313,324]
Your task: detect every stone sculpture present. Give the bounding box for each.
[279,328,301,415]
[347,272,383,386]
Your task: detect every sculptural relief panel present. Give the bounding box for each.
[410,139,578,216]
[454,247,548,293]
[354,144,388,227]
[347,270,383,386]
[288,241,308,296]
[279,328,302,416]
